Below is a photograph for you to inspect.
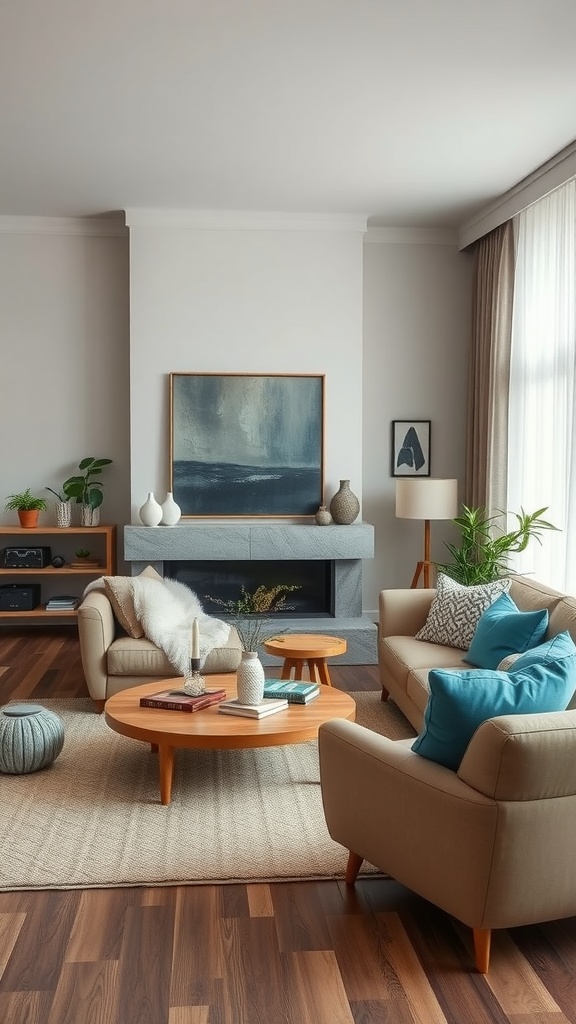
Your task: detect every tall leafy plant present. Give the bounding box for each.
[63,457,113,510]
[435,505,557,585]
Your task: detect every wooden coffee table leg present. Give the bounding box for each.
[158,743,175,805]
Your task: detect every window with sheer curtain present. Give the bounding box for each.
[507,179,576,592]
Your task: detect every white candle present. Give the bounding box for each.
[192,618,200,659]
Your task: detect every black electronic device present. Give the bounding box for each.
[51,555,66,568]
[1,546,52,569]
[0,584,41,611]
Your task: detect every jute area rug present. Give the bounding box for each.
[0,692,414,892]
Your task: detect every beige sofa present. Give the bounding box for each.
[378,574,576,731]
[319,573,576,972]
[78,589,242,711]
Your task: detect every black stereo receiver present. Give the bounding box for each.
[1,546,52,568]
[0,584,41,611]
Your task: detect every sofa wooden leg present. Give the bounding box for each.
[473,927,491,973]
[93,699,105,714]
[381,686,390,702]
[345,851,364,885]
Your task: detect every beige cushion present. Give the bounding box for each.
[107,624,242,676]
[103,565,163,638]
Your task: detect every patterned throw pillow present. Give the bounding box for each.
[103,565,164,638]
[415,573,511,650]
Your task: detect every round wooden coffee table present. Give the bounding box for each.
[104,675,356,805]
[263,633,347,686]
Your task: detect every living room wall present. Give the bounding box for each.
[0,219,131,540]
[125,210,366,524]
[362,229,473,611]
[0,215,473,614]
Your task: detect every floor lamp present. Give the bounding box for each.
[396,478,459,588]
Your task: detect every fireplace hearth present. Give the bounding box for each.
[124,522,376,664]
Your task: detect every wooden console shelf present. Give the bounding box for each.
[0,524,116,621]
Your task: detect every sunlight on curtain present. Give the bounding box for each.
[508,179,576,592]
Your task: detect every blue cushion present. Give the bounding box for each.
[412,657,576,770]
[464,592,548,670]
[507,630,576,671]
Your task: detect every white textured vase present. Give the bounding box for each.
[81,504,100,526]
[236,651,265,705]
[160,491,181,526]
[139,492,163,527]
[55,501,72,528]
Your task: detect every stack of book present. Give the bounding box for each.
[45,595,79,611]
[262,680,320,704]
[218,697,288,719]
[140,688,227,713]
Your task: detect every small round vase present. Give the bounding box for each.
[236,651,265,705]
[160,492,181,526]
[54,501,72,528]
[314,504,333,526]
[329,480,360,525]
[139,492,163,527]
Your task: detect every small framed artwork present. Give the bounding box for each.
[391,420,431,477]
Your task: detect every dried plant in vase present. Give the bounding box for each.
[205,584,300,652]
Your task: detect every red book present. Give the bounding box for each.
[139,688,227,712]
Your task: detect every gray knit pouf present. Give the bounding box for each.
[0,704,65,774]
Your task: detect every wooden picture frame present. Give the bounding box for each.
[391,420,431,477]
[170,372,325,517]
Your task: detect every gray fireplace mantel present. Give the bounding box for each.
[124,521,377,665]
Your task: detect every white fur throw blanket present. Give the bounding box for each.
[131,577,230,675]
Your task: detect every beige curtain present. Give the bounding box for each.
[465,220,515,513]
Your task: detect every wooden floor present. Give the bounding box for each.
[1,627,576,1024]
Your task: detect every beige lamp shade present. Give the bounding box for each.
[396,478,459,588]
[395,478,459,521]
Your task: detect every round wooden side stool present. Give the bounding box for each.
[263,633,347,687]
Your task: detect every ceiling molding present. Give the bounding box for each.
[365,226,458,246]
[0,216,128,236]
[125,209,368,232]
[458,139,576,249]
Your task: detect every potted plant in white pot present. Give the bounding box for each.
[63,457,113,526]
[4,489,48,529]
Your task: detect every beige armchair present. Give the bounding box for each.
[77,589,242,711]
[319,708,576,972]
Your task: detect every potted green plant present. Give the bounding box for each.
[45,486,72,528]
[63,457,113,526]
[435,505,558,585]
[4,488,48,529]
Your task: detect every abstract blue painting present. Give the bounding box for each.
[170,373,325,516]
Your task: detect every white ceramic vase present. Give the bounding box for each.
[139,492,163,527]
[55,501,72,528]
[160,491,181,526]
[81,504,100,526]
[236,651,265,705]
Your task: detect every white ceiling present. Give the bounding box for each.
[2,0,576,227]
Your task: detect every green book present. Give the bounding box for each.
[262,680,320,704]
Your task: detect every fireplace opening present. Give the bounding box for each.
[164,560,335,618]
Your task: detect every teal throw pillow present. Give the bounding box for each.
[412,657,576,771]
[464,592,548,670]
[507,630,576,671]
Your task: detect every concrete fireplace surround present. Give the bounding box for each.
[124,522,376,665]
